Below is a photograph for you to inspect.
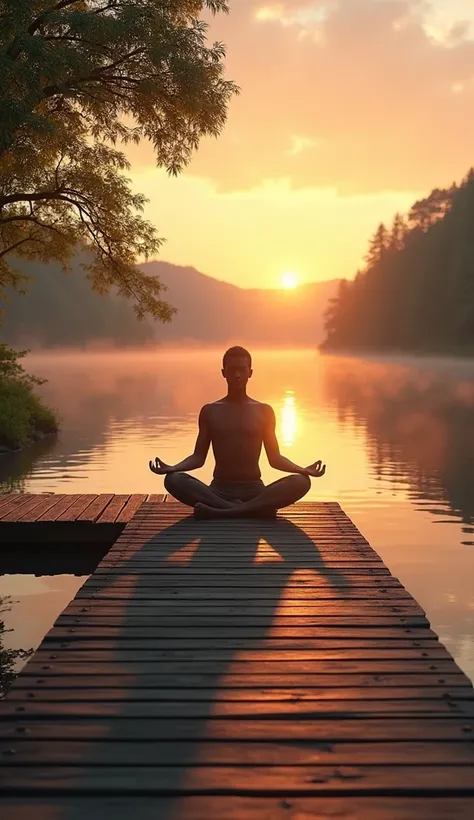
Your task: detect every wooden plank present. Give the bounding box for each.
[30,648,454,663]
[34,648,454,666]
[43,634,440,648]
[112,530,372,539]
[78,586,413,601]
[68,600,426,614]
[18,660,466,675]
[1,718,473,742]
[7,686,473,702]
[0,492,17,510]
[99,560,388,568]
[107,537,379,546]
[17,495,66,523]
[3,699,473,720]
[76,494,115,523]
[94,566,393,576]
[82,575,406,589]
[11,673,470,688]
[47,625,441,640]
[1,764,474,795]
[55,495,98,522]
[1,796,472,820]
[87,578,402,589]
[0,496,55,523]
[81,583,411,597]
[36,494,84,522]
[58,613,431,627]
[95,494,131,524]
[115,494,148,524]
[146,494,165,503]
[0,494,38,521]
[1,739,474,766]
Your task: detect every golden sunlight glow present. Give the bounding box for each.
[281,391,297,447]
[253,538,284,564]
[281,271,298,289]
[165,539,200,565]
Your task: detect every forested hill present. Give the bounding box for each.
[321,170,474,354]
[0,255,154,348]
[0,254,340,348]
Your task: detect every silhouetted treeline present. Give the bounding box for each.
[1,255,154,348]
[321,170,474,353]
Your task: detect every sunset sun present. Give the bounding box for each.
[281,271,298,290]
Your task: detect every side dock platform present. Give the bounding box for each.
[0,499,473,819]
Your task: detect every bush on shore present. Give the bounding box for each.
[0,596,33,697]
[0,344,58,451]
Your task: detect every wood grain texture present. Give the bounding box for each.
[76,495,115,523]
[0,797,473,820]
[2,500,473,816]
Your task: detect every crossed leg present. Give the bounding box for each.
[164,472,236,509]
[164,472,311,519]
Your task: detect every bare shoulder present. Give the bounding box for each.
[200,399,226,417]
[253,400,275,420]
[198,403,213,420]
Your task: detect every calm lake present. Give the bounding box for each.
[1,347,474,683]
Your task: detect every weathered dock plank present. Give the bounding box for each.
[0,493,164,545]
[95,495,132,524]
[76,494,115,523]
[1,500,473,819]
[1,796,472,820]
[0,493,39,519]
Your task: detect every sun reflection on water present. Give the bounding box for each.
[280,390,297,448]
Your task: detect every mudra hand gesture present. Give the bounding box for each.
[303,460,326,478]
[149,457,174,475]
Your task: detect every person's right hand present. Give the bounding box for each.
[149,457,174,475]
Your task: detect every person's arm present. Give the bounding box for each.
[149,405,211,475]
[262,405,326,477]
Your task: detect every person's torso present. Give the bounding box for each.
[207,399,267,481]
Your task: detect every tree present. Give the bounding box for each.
[389,212,406,252]
[364,223,389,268]
[319,170,474,355]
[0,1,238,318]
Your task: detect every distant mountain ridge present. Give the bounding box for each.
[1,255,340,348]
[140,261,340,346]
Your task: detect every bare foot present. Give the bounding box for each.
[194,503,225,520]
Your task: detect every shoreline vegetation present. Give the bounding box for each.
[321,169,474,355]
[0,344,59,455]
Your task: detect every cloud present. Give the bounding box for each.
[124,1,474,195]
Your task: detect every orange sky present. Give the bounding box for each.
[127,0,474,289]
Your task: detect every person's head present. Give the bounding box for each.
[222,346,252,391]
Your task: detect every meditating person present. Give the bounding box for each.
[149,346,326,519]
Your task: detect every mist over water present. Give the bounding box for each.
[1,347,473,682]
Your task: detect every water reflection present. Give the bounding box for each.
[0,348,473,683]
[322,354,474,526]
[280,391,297,448]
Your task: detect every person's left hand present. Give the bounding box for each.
[149,457,174,475]
[304,460,326,478]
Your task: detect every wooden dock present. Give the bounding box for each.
[0,500,474,819]
[0,493,163,544]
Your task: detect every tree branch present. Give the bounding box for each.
[6,1,81,60]
[0,237,32,259]
[0,190,66,207]
[41,47,146,98]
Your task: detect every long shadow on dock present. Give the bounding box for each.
[39,508,354,815]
